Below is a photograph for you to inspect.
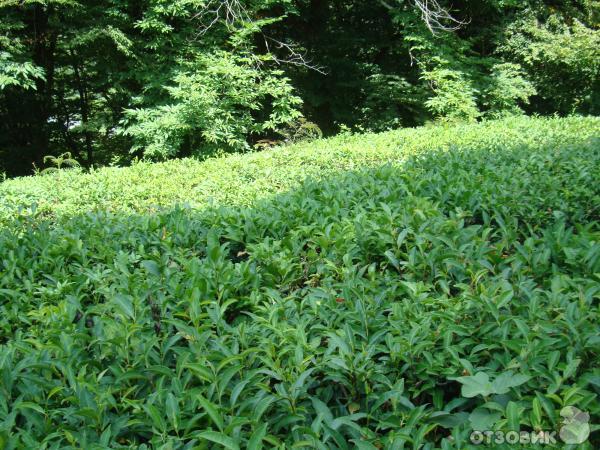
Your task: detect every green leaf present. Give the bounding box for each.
[141,260,161,276]
[455,372,493,398]
[247,423,267,450]
[100,425,112,446]
[506,401,520,431]
[197,431,240,450]
[563,358,581,379]
[166,393,179,431]
[384,250,400,271]
[428,411,469,428]
[396,228,409,248]
[144,403,166,432]
[291,368,315,399]
[14,402,45,415]
[230,379,251,408]
[535,393,557,425]
[311,397,334,424]
[492,372,530,394]
[113,294,134,319]
[351,440,379,450]
[198,395,224,431]
[469,407,501,431]
[253,395,277,422]
[184,363,213,382]
[531,397,542,428]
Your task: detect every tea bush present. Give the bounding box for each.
[1,116,598,224]
[0,116,599,449]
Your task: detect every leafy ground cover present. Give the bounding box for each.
[1,116,597,223]
[0,116,599,449]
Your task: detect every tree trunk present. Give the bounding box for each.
[71,56,94,166]
[30,4,57,166]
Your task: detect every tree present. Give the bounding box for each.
[0,0,597,176]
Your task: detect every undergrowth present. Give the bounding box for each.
[0,116,599,449]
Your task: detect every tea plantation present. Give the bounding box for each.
[0,116,599,449]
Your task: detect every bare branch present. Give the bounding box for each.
[263,37,327,74]
[379,0,467,34]
[413,0,466,33]
[191,1,326,74]
[192,0,251,35]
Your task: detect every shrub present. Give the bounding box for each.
[483,63,537,117]
[421,67,480,122]
[0,117,598,448]
[501,15,600,114]
[121,51,303,159]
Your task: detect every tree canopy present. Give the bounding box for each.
[1,0,598,176]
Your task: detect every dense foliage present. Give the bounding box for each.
[1,0,598,175]
[0,117,599,448]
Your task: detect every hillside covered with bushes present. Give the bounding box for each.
[0,117,599,448]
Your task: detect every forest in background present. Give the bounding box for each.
[1,0,599,176]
